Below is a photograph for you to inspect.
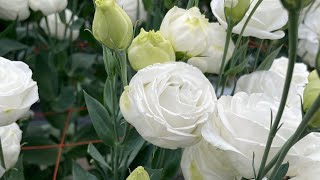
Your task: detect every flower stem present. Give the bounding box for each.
[118,51,128,88]
[187,0,195,9]
[268,96,320,179]
[216,23,233,95]
[257,9,300,180]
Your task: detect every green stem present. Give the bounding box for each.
[269,96,320,179]
[230,0,263,66]
[187,0,195,9]
[194,0,199,7]
[262,130,309,177]
[254,39,264,70]
[118,51,128,88]
[216,23,233,95]
[113,144,119,180]
[257,10,300,180]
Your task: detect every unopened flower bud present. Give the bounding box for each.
[224,0,250,25]
[303,71,320,128]
[126,166,150,180]
[281,0,313,11]
[92,0,133,50]
[128,29,175,71]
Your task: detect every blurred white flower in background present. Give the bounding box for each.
[0,123,22,178]
[0,57,39,126]
[235,71,302,109]
[40,9,80,41]
[116,0,147,24]
[29,0,68,16]
[298,5,320,67]
[120,62,217,149]
[211,0,288,39]
[270,57,309,95]
[0,0,30,21]
[160,6,209,57]
[187,23,235,74]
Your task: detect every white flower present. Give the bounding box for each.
[0,0,30,21]
[119,62,217,149]
[211,0,288,40]
[200,92,302,178]
[269,57,309,95]
[160,6,209,57]
[0,57,39,126]
[181,141,241,180]
[0,123,22,178]
[29,0,68,16]
[116,0,147,23]
[187,23,235,74]
[235,71,301,109]
[40,9,80,41]
[298,6,320,67]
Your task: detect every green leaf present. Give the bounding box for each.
[67,53,97,77]
[5,156,25,180]
[122,128,145,167]
[273,162,289,180]
[22,136,58,165]
[72,161,99,180]
[151,148,182,180]
[34,54,59,101]
[70,18,85,30]
[87,144,110,169]
[84,91,114,147]
[50,86,76,112]
[144,168,162,180]
[0,22,16,39]
[225,56,250,76]
[256,45,283,71]
[58,11,67,24]
[0,38,27,56]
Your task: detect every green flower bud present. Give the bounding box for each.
[224,0,251,25]
[128,28,175,71]
[303,71,320,128]
[281,0,313,11]
[126,166,150,180]
[92,0,133,50]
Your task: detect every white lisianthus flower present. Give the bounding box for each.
[0,0,30,21]
[29,0,68,16]
[200,92,302,179]
[235,71,301,109]
[187,23,235,74]
[160,6,209,57]
[211,0,288,40]
[0,123,22,178]
[119,62,217,149]
[298,6,320,67]
[270,57,309,95]
[181,141,241,180]
[116,0,147,23]
[0,57,39,126]
[40,9,80,41]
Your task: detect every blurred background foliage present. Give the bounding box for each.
[0,0,292,179]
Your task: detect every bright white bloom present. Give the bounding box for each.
[270,57,309,95]
[40,9,80,41]
[211,0,288,39]
[0,123,22,178]
[0,0,30,21]
[116,0,147,23]
[181,141,241,180]
[29,0,68,16]
[188,23,235,74]
[298,5,320,67]
[200,92,302,179]
[120,62,217,149]
[0,57,39,126]
[235,71,301,109]
[160,6,209,57]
